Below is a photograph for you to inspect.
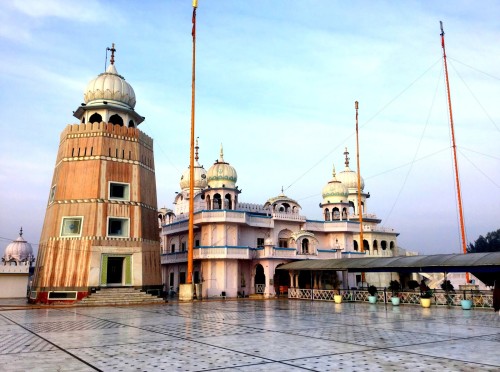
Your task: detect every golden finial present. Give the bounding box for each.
[107,43,116,65]
[195,137,199,161]
[344,147,350,168]
[219,143,224,162]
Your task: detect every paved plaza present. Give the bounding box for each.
[0,299,499,371]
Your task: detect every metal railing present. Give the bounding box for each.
[288,288,494,308]
[255,284,265,294]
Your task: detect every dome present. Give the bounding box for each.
[180,161,207,190]
[264,189,301,213]
[180,139,208,190]
[3,229,34,263]
[83,63,136,108]
[322,164,348,203]
[207,145,237,188]
[337,148,364,190]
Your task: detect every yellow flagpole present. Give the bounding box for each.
[187,0,198,286]
[440,21,469,283]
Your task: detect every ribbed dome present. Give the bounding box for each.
[180,160,207,190]
[207,145,237,188]
[265,192,301,209]
[337,166,364,190]
[337,148,364,190]
[83,64,136,108]
[3,229,34,263]
[322,164,348,203]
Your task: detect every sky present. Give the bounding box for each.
[0,0,498,256]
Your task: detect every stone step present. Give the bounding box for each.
[78,288,166,306]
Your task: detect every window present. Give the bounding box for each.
[257,238,264,248]
[195,239,200,247]
[61,217,83,237]
[109,182,130,200]
[181,242,186,252]
[49,185,56,203]
[107,217,129,238]
[279,238,288,248]
[170,244,175,253]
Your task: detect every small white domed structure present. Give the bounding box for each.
[180,139,207,191]
[84,63,136,108]
[207,145,238,189]
[322,164,348,204]
[2,228,34,265]
[264,189,301,214]
[337,148,364,190]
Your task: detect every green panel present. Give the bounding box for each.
[100,255,108,285]
[125,255,132,285]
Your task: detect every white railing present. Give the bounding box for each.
[273,248,297,258]
[272,212,306,221]
[194,247,250,259]
[288,288,495,308]
[255,284,265,294]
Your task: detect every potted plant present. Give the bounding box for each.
[420,289,433,308]
[333,276,342,304]
[368,285,378,304]
[461,290,472,310]
[441,279,455,306]
[388,280,401,306]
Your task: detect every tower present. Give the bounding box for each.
[30,46,162,304]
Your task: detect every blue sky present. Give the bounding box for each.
[0,0,498,256]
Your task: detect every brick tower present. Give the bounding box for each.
[30,46,162,303]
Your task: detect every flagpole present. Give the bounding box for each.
[187,0,198,287]
[440,21,469,283]
[355,101,364,253]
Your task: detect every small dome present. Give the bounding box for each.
[322,164,348,203]
[264,189,301,213]
[337,148,364,190]
[207,145,237,188]
[84,63,136,108]
[180,161,207,190]
[3,229,34,263]
[180,139,207,190]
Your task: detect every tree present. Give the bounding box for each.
[467,229,500,253]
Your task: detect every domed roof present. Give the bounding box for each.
[337,148,364,190]
[180,140,207,190]
[264,191,301,209]
[322,164,348,203]
[207,145,237,188]
[3,228,34,263]
[83,63,136,108]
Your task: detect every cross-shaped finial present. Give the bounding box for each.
[108,43,116,65]
[344,147,350,167]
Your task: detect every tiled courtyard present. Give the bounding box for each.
[0,299,499,371]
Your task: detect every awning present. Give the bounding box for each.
[276,252,500,274]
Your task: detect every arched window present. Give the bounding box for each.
[128,120,135,128]
[353,240,358,251]
[381,241,387,250]
[363,240,369,251]
[390,241,395,250]
[213,194,222,210]
[109,114,124,126]
[373,240,378,252]
[302,238,309,254]
[89,113,102,123]
[324,208,330,221]
[332,207,340,220]
[224,193,232,210]
[342,208,347,219]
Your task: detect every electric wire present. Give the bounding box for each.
[458,148,500,188]
[283,58,442,193]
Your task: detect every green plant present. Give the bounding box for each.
[440,280,454,292]
[420,289,433,299]
[408,280,419,291]
[368,285,378,296]
[388,280,401,296]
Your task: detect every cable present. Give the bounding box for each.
[458,148,500,188]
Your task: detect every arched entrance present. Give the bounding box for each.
[273,263,290,296]
[254,264,265,294]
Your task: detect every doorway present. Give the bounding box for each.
[107,257,124,285]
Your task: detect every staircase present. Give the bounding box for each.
[78,287,166,306]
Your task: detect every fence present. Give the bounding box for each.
[288,288,494,308]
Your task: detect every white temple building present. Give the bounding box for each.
[159,144,400,299]
[0,228,35,298]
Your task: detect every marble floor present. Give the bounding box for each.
[0,299,499,371]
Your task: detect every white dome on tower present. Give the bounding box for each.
[84,63,136,108]
[322,164,348,203]
[180,139,207,191]
[207,145,237,188]
[337,148,364,190]
[3,228,34,263]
